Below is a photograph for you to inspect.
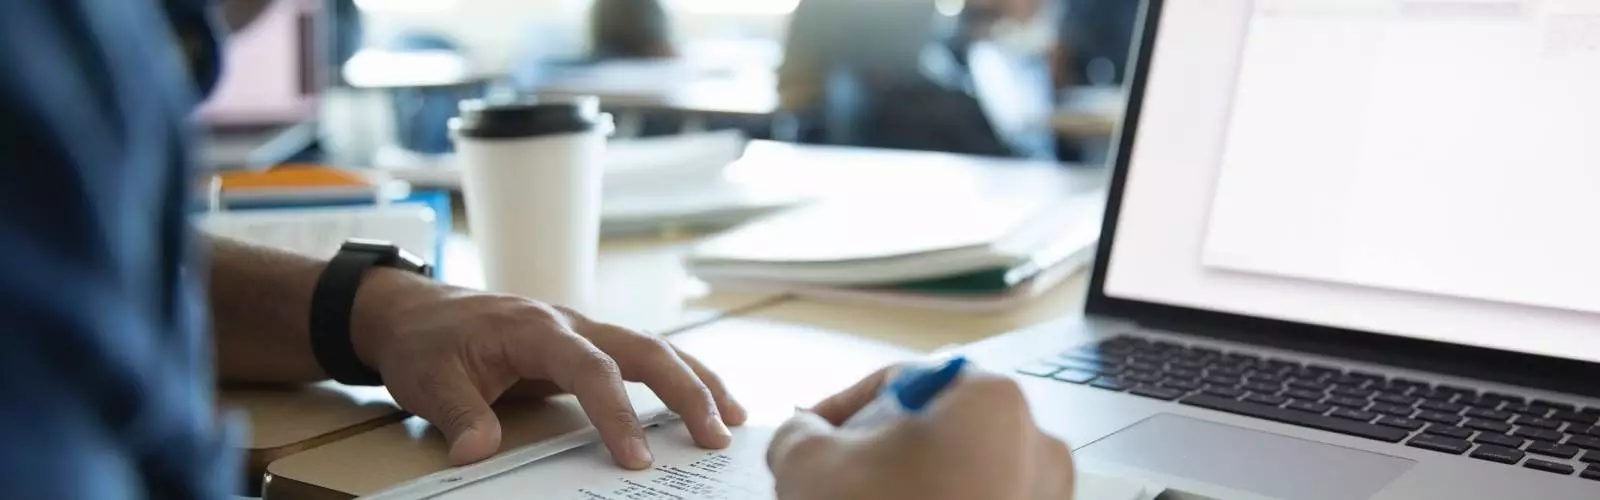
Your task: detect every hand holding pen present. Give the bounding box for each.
[765,357,1077,500]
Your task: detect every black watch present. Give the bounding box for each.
[310,239,433,386]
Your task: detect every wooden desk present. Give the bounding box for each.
[262,318,918,500]
[225,237,780,494]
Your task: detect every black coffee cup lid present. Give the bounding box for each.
[451,96,605,139]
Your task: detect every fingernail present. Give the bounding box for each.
[629,437,654,465]
[709,415,733,439]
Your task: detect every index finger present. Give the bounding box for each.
[508,329,653,470]
[810,364,908,425]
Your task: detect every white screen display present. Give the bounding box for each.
[1103,0,1600,362]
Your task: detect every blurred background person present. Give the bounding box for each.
[589,0,679,61]
[776,0,1059,159]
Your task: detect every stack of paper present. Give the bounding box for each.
[688,191,1104,312]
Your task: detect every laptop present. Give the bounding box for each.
[962,0,1600,498]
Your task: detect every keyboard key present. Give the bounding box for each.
[1125,371,1163,384]
[1523,458,1576,475]
[1463,419,1512,434]
[1051,369,1099,384]
[1526,441,1581,459]
[1287,378,1330,391]
[1416,411,1463,425]
[1169,358,1206,370]
[1374,393,1419,406]
[1512,415,1563,430]
[1482,392,1526,404]
[1160,378,1202,391]
[1346,371,1385,382]
[1583,466,1600,481]
[1202,374,1241,386]
[1412,389,1455,401]
[1512,427,1565,443]
[1407,434,1472,455]
[1247,372,1285,384]
[1417,400,1465,414]
[1435,384,1476,396]
[1469,444,1525,465]
[1167,367,1203,380]
[1055,356,1120,372]
[1089,376,1132,391]
[1503,403,1549,418]
[1329,386,1376,399]
[1376,415,1427,432]
[1244,393,1289,406]
[1284,388,1325,401]
[1551,410,1598,425]
[1263,358,1302,371]
[1286,400,1334,414]
[1423,424,1473,440]
[1532,399,1577,412]
[1473,433,1526,449]
[1327,396,1369,409]
[1566,435,1600,451]
[1583,407,1600,417]
[1454,395,1502,409]
[1017,362,1062,378]
[1329,408,1378,422]
[1180,393,1410,443]
[1572,425,1600,438]
[1371,403,1416,417]
[1130,385,1185,401]
[1329,374,1368,386]
[1391,378,1431,389]
[1202,385,1247,399]
[1463,407,1514,422]
[1586,450,1600,464]
[1242,381,1282,394]
[1127,360,1163,372]
[1287,368,1325,381]
[1209,365,1247,377]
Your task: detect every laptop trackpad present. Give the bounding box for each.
[1076,414,1414,500]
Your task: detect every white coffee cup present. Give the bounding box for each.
[450,96,613,311]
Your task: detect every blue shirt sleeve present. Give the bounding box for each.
[0,1,238,498]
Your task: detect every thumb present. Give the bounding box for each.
[766,410,838,472]
[409,366,504,466]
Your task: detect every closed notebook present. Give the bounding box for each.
[688,191,1104,286]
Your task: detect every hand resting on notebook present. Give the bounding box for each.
[766,366,1076,500]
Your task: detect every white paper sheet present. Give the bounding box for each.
[427,423,1155,500]
[434,424,776,500]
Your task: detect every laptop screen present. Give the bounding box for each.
[1102,0,1600,363]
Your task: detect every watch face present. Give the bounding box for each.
[343,239,432,277]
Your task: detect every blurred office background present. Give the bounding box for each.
[202,0,1138,170]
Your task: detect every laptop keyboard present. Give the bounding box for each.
[1017,335,1600,481]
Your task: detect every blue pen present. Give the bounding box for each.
[844,356,970,428]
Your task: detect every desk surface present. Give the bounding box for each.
[226,237,780,491]
[252,143,1101,498]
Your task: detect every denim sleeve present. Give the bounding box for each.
[0,1,237,499]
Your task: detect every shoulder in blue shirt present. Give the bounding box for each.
[0,0,237,498]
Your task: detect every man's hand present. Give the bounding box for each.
[766,366,1074,500]
[349,269,747,468]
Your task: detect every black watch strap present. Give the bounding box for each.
[310,248,388,385]
[310,240,430,386]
